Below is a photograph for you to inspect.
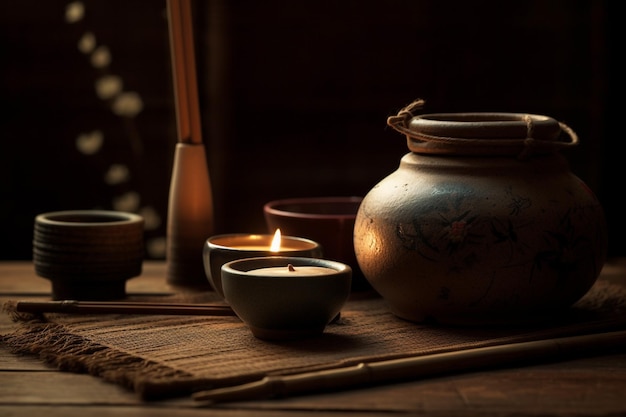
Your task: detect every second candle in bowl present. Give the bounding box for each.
[203,231,322,297]
[221,256,352,340]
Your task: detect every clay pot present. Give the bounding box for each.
[354,100,607,325]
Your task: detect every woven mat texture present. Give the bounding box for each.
[2,281,626,400]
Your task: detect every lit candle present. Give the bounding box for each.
[211,229,317,253]
[232,229,283,251]
[246,263,337,277]
[205,231,324,298]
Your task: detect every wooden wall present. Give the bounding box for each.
[1,0,622,260]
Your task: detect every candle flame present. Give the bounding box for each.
[270,229,281,252]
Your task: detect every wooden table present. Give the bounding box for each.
[2,260,626,416]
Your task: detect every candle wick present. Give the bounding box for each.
[287,264,296,272]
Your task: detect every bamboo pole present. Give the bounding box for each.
[193,329,626,403]
[168,0,202,145]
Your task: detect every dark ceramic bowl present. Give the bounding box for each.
[33,210,144,300]
[221,256,352,340]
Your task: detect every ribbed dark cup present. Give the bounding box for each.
[33,210,144,300]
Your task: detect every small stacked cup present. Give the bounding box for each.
[33,210,144,300]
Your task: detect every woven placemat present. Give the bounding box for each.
[2,281,626,400]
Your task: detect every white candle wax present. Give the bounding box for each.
[246,263,336,277]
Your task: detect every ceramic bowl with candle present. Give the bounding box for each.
[203,232,323,298]
[263,196,369,291]
[221,256,352,340]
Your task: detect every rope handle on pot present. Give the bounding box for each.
[387,99,579,158]
[386,98,427,136]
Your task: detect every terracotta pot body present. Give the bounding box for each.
[354,104,607,324]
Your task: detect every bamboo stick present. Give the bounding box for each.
[192,329,626,403]
[168,0,202,145]
[16,300,235,316]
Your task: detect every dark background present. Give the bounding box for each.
[0,0,622,260]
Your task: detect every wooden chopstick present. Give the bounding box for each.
[16,300,236,317]
[192,329,626,403]
[167,0,203,145]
